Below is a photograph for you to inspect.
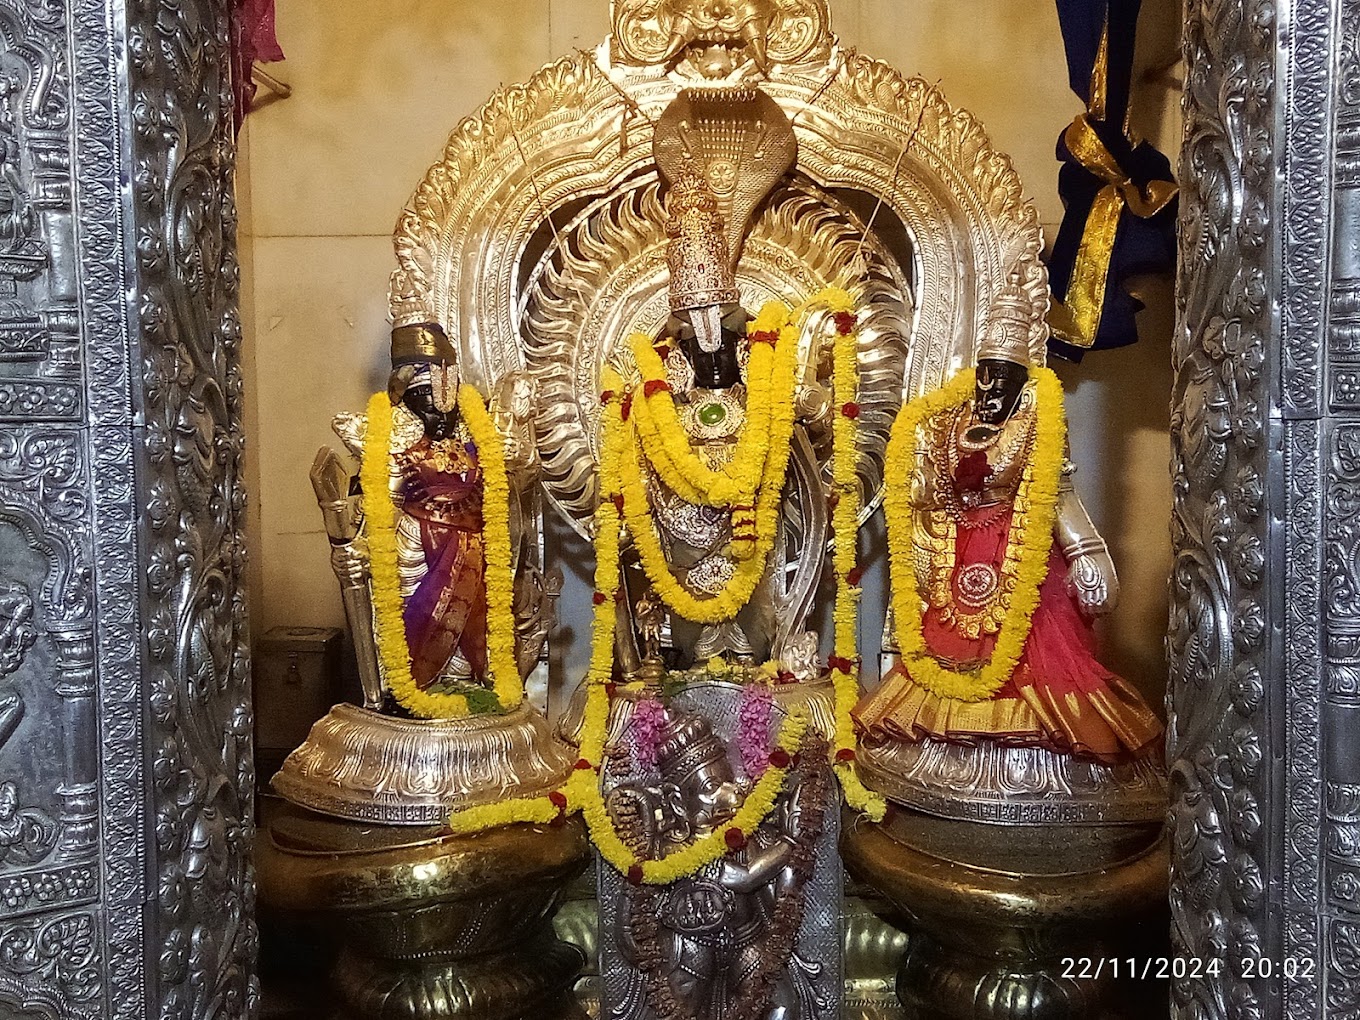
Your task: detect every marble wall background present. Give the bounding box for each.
[237,0,1182,713]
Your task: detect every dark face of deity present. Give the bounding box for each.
[974,359,1029,425]
[402,383,457,441]
[670,304,750,390]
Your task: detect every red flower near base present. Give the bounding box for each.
[643,379,671,399]
[574,758,594,772]
[549,791,568,810]
[749,329,779,346]
[834,311,858,335]
[847,567,864,587]
[600,389,616,404]
[841,401,861,419]
[593,591,607,605]
[769,748,792,769]
[612,494,625,514]
[828,655,856,673]
[621,393,633,421]
[627,865,644,885]
[724,827,747,851]
[835,748,857,763]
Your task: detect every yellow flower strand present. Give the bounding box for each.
[361,387,525,719]
[361,391,471,719]
[585,711,807,884]
[628,329,785,506]
[448,378,628,835]
[619,421,787,623]
[618,306,803,623]
[446,294,889,847]
[458,384,524,711]
[826,306,887,822]
[884,365,1067,702]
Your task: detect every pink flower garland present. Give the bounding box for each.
[632,697,667,769]
[737,683,774,780]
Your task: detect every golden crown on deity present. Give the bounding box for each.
[976,269,1035,366]
[654,712,731,783]
[665,170,742,312]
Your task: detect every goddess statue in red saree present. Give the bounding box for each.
[856,283,1162,766]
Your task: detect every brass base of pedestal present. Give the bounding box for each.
[842,814,1169,1020]
[257,805,590,1020]
[331,936,586,1020]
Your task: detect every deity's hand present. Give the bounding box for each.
[1065,548,1119,616]
[492,373,539,475]
[492,372,537,422]
[330,535,371,586]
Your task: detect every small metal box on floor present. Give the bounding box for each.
[255,626,343,787]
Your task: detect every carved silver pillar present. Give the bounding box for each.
[1170,0,1358,1016]
[0,0,255,1017]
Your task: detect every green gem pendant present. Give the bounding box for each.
[697,402,727,426]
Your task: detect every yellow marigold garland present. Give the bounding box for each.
[883,365,1067,702]
[620,424,786,623]
[458,384,524,712]
[628,329,786,506]
[448,377,628,835]
[448,296,892,853]
[361,387,524,719]
[823,294,887,822]
[361,391,472,719]
[618,313,800,624]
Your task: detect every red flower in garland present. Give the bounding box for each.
[847,567,864,587]
[549,790,568,810]
[835,748,857,763]
[621,393,633,421]
[643,379,671,399]
[612,493,625,514]
[955,450,991,491]
[724,827,747,851]
[828,655,857,674]
[834,311,858,335]
[841,401,861,419]
[574,758,595,772]
[769,748,792,769]
[593,591,607,605]
[749,329,780,347]
[600,389,616,404]
[627,865,644,885]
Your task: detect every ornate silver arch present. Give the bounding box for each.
[388,31,1048,401]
